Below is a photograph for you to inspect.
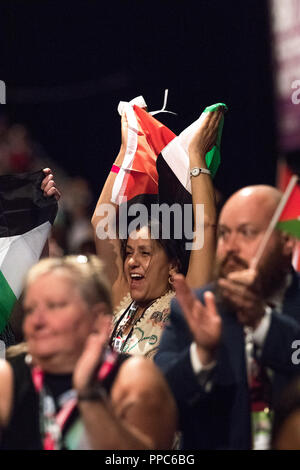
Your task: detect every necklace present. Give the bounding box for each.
[111,290,174,354]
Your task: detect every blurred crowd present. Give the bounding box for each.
[0,115,96,257]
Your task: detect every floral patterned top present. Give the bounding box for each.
[110,290,174,359]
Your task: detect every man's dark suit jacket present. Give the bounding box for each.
[154,271,300,449]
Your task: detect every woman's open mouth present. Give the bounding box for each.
[130,273,145,288]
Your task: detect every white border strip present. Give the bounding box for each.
[111,103,139,204]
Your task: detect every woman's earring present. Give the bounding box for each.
[168,274,174,287]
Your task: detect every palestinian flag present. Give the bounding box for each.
[158,102,226,206]
[276,178,300,239]
[277,160,300,271]
[111,98,226,207]
[111,98,226,273]
[0,170,58,334]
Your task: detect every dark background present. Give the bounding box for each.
[0,0,277,202]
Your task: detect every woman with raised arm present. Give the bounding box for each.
[92,109,223,358]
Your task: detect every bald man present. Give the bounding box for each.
[155,185,300,450]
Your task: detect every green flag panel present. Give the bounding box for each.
[0,270,17,333]
[276,219,300,240]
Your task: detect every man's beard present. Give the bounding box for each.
[214,248,289,308]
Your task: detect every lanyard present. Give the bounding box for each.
[111,302,139,353]
[111,299,157,353]
[31,366,77,450]
[30,348,119,450]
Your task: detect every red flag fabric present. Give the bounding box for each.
[111,103,175,205]
[111,99,226,206]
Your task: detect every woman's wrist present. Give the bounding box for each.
[196,345,216,367]
[189,152,207,168]
[77,384,108,402]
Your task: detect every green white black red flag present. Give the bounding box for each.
[0,170,58,334]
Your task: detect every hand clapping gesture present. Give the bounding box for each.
[218,268,266,329]
[73,315,112,394]
[174,274,222,366]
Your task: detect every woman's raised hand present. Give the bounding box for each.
[41,168,61,201]
[188,107,225,162]
[73,315,112,393]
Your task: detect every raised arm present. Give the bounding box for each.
[73,324,177,450]
[185,109,223,288]
[91,115,129,309]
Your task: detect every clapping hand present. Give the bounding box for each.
[174,274,222,365]
[218,268,266,329]
[73,315,112,394]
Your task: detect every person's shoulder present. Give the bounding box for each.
[119,355,158,378]
[0,359,13,379]
[0,359,13,395]
[116,355,167,391]
[110,355,177,449]
[272,308,300,333]
[0,359,14,427]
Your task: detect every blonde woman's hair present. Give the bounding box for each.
[24,255,113,314]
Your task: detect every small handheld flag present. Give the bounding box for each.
[252,175,300,269]
[276,180,300,239]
